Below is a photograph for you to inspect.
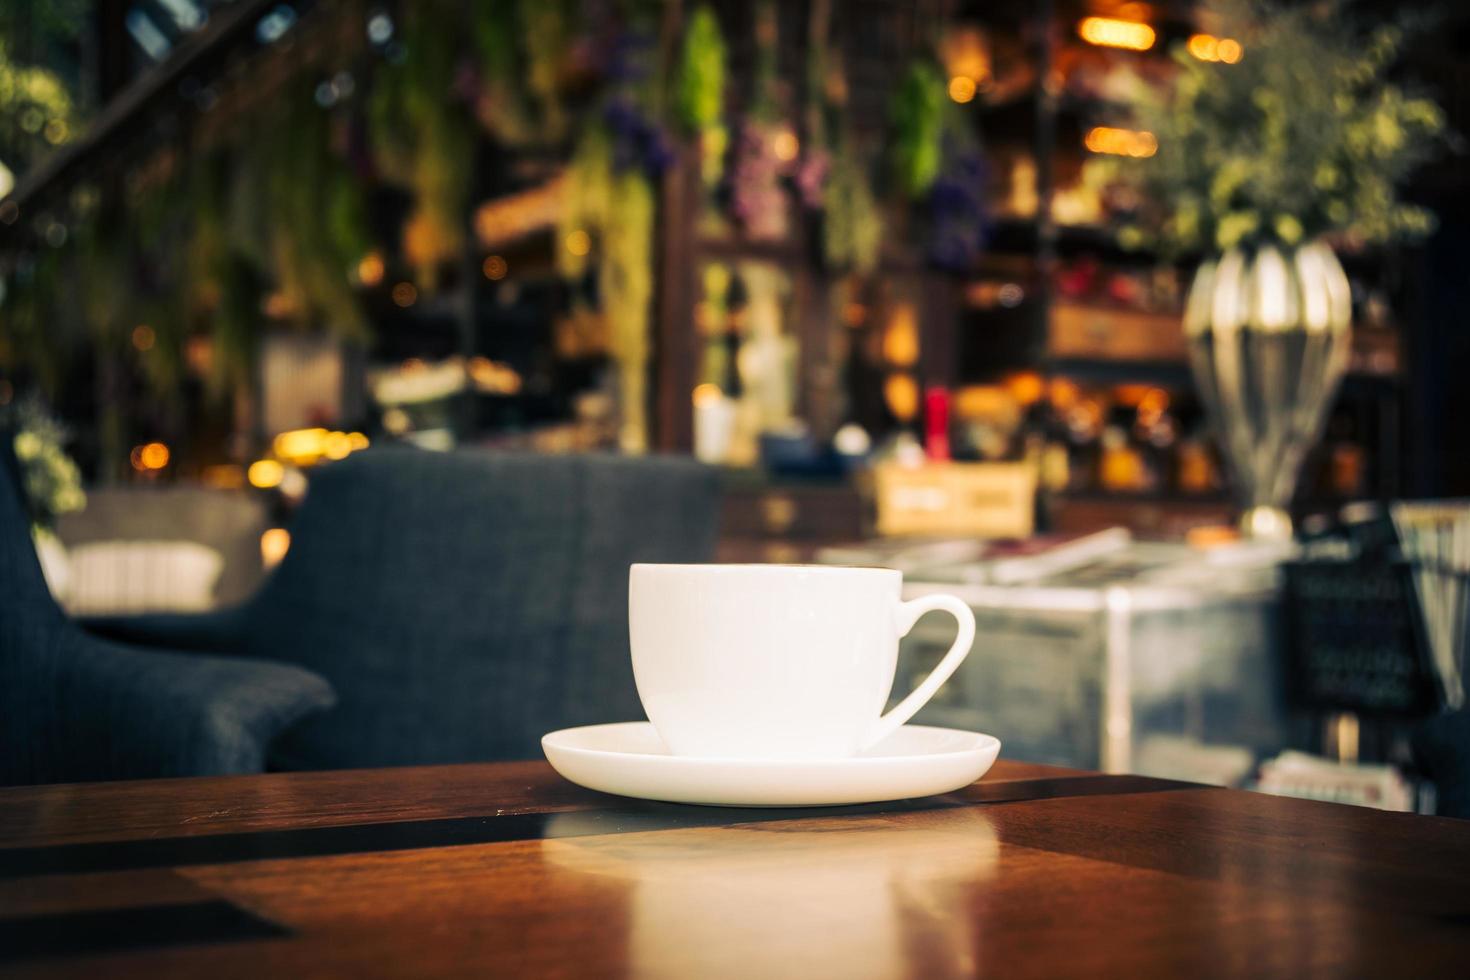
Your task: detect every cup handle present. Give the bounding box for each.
[862,594,977,750]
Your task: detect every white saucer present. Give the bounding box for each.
[541,722,1000,807]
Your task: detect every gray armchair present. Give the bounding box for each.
[0,434,337,787]
[87,448,721,769]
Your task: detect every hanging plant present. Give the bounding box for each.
[263,86,371,336]
[799,1,883,276]
[80,176,192,399]
[676,5,728,186]
[888,56,988,271]
[602,170,655,451]
[924,129,989,272]
[558,122,657,453]
[469,0,570,147]
[185,151,264,398]
[889,61,946,199]
[552,5,674,454]
[558,128,613,283]
[521,0,569,141]
[369,0,473,283]
[726,2,790,240]
[822,150,883,275]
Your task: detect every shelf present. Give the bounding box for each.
[1049,302,1189,362]
[1044,303,1402,380]
[1043,357,1193,384]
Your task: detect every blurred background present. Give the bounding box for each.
[5,0,1470,808]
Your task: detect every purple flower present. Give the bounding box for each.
[795,151,831,210]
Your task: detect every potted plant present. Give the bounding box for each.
[1104,0,1450,539]
[5,397,86,598]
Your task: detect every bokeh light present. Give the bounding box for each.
[248,459,285,488]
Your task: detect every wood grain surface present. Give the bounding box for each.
[2,759,1468,978]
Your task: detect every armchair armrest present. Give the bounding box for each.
[2,631,336,785]
[79,604,252,656]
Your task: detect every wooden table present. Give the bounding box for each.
[2,760,1469,978]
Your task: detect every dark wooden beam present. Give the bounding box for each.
[0,0,281,235]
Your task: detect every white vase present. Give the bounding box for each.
[32,526,72,603]
[1183,240,1353,540]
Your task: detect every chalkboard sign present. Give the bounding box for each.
[1283,559,1440,717]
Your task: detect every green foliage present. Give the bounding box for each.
[677,6,726,133]
[556,125,655,449]
[371,0,474,280]
[521,0,569,139]
[3,395,85,528]
[1110,0,1450,253]
[889,61,946,198]
[558,129,613,282]
[0,40,79,178]
[185,152,263,397]
[470,0,569,146]
[823,150,883,275]
[558,126,657,349]
[264,89,370,336]
[677,5,728,187]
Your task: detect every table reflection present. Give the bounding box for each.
[539,807,999,978]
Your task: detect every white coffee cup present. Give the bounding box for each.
[629,563,977,760]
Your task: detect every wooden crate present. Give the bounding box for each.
[874,462,1036,538]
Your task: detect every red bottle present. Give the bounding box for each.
[924,386,951,462]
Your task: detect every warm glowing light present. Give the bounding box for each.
[347,431,370,450]
[273,427,330,462]
[261,528,291,568]
[948,76,977,104]
[185,335,213,375]
[1085,126,1158,158]
[565,229,591,256]
[248,459,285,489]
[132,442,170,470]
[468,357,523,395]
[482,254,508,280]
[391,282,418,307]
[882,305,921,367]
[1078,17,1155,51]
[1049,378,1080,411]
[1189,33,1243,63]
[131,324,155,351]
[201,464,246,489]
[126,443,163,471]
[323,431,353,460]
[382,407,411,434]
[772,130,800,162]
[263,291,296,319]
[884,374,921,422]
[692,383,724,408]
[1139,388,1170,413]
[843,303,868,328]
[357,251,385,287]
[1005,372,1045,406]
[939,26,992,90]
[1187,33,1218,60]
